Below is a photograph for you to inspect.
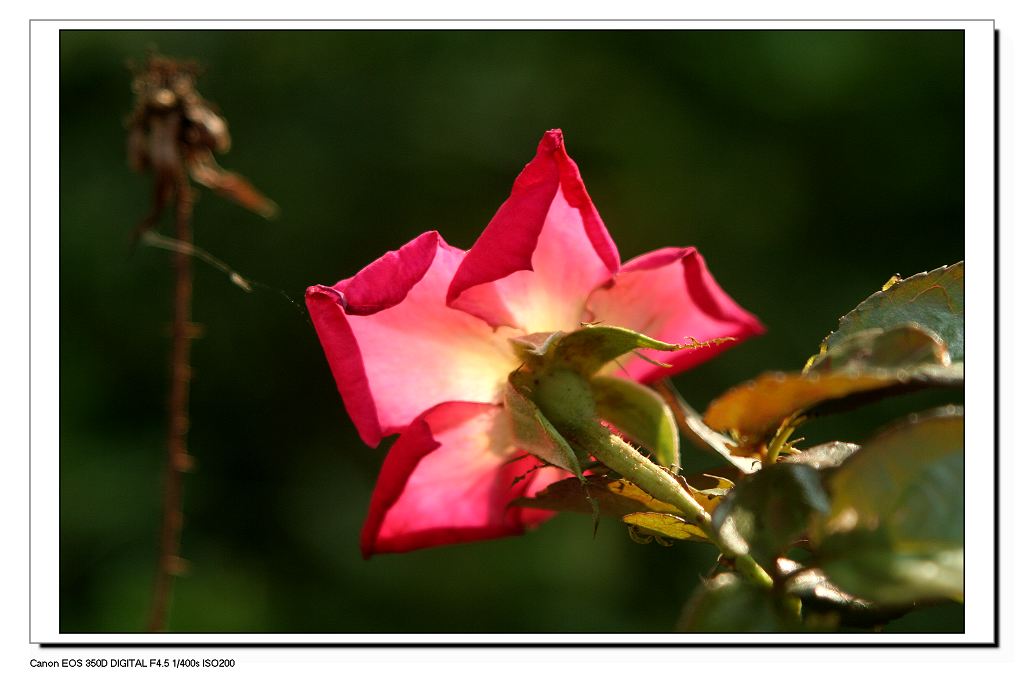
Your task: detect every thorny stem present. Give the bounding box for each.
[570,420,774,590]
[148,175,195,632]
[131,53,275,631]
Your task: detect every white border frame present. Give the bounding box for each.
[29,19,996,646]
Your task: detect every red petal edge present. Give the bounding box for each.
[446,129,620,314]
[305,231,445,447]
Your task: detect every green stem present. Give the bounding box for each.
[571,420,774,589]
[530,369,776,590]
[765,421,797,466]
[576,423,710,524]
[734,554,774,590]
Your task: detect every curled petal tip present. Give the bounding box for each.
[539,129,565,152]
[447,128,618,328]
[305,283,342,304]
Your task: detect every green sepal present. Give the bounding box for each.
[591,375,680,470]
[512,324,685,377]
[503,378,583,479]
[550,324,682,375]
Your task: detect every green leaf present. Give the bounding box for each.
[816,529,963,608]
[824,263,964,363]
[809,323,951,372]
[703,361,962,444]
[622,512,710,542]
[503,380,582,477]
[814,407,964,605]
[513,473,725,518]
[679,573,801,632]
[783,442,860,470]
[706,269,964,445]
[591,375,680,469]
[712,463,830,566]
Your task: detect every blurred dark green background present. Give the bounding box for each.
[59,30,965,633]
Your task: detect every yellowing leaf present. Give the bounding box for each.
[704,363,962,443]
[622,512,709,542]
[513,472,725,517]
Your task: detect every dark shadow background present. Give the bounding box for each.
[59,29,966,633]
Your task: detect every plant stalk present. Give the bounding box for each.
[572,421,774,590]
[765,420,799,466]
[147,176,195,632]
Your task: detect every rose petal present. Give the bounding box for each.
[586,247,765,383]
[306,231,518,447]
[360,402,560,556]
[447,129,620,332]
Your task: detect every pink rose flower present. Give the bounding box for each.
[306,130,764,557]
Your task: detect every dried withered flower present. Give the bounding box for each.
[127,52,277,241]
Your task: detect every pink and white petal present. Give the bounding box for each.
[586,247,765,383]
[361,402,561,556]
[306,231,519,448]
[447,129,620,332]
